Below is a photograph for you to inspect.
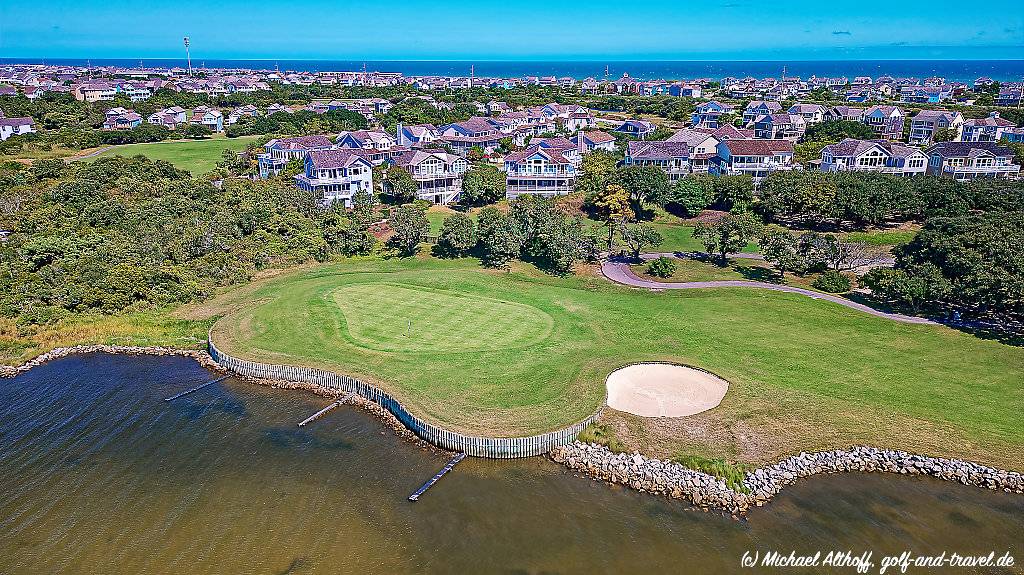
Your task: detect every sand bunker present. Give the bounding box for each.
[606,363,728,417]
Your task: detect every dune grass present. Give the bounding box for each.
[86,136,260,174]
[206,257,1024,469]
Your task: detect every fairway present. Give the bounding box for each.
[207,257,1024,469]
[332,282,553,352]
[87,136,259,174]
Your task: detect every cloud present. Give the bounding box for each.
[832,30,852,36]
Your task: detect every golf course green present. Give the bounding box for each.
[208,257,1024,469]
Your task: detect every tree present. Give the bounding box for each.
[467,146,486,162]
[591,183,634,249]
[669,177,715,217]
[619,222,663,260]
[576,149,620,199]
[931,127,957,143]
[384,166,418,203]
[805,120,875,141]
[758,225,805,278]
[182,124,213,139]
[386,203,428,256]
[692,212,762,265]
[460,163,506,206]
[610,165,670,216]
[436,213,477,257]
[351,187,378,227]
[476,206,523,269]
[860,266,948,314]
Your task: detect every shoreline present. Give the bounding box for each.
[4,345,1022,515]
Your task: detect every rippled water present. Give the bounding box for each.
[1,354,1021,574]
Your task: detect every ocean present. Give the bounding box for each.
[4,58,1024,82]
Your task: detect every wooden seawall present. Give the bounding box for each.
[207,338,600,458]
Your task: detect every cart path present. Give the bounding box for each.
[601,258,936,325]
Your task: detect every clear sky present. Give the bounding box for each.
[1,0,1022,60]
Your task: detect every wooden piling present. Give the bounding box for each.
[163,375,229,402]
[297,393,352,427]
[408,453,466,501]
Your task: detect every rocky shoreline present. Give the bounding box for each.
[0,344,222,378]
[551,442,1024,516]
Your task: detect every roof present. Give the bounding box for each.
[270,135,333,150]
[626,141,691,160]
[0,117,33,127]
[504,145,571,165]
[581,130,615,144]
[822,138,923,159]
[964,114,1016,128]
[390,148,464,168]
[925,141,1015,158]
[720,139,794,155]
[666,127,716,146]
[307,149,372,169]
[911,110,960,122]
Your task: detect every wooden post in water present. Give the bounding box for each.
[297,393,352,427]
[408,453,466,501]
[163,375,229,402]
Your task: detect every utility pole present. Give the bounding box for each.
[183,36,192,77]
[470,64,474,87]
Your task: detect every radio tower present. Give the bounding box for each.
[183,36,193,77]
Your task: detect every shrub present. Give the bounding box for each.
[812,269,852,293]
[645,256,677,278]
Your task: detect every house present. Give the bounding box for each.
[102,108,142,130]
[438,117,503,156]
[819,139,928,176]
[258,135,334,178]
[752,114,806,141]
[0,116,35,140]
[531,137,582,166]
[900,85,952,104]
[713,139,797,183]
[575,130,617,153]
[827,106,865,122]
[666,127,721,173]
[267,103,292,115]
[336,130,396,151]
[908,110,964,145]
[613,119,656,140]
[961,112,1017,143]
[74,81,118,102]
[147,106,188,130]
[705,124,755,141]
[295,149,374,206]
[787,103,828,125]
[623,141,692,181]
[742,101,781,126]
[925,142,1021,180]
[227,104,260,125]
[995,85,1024,107]
[503,146,577,199]
[1002,127,1024,144]
[396,123,441,148]
[190,106,224,132]
[862,106,906,140]
[388,149,468,205]
[692,101,734,128]
[668,83,702,98]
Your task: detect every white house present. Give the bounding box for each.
[295,149,374,206]
[820,139,928,176]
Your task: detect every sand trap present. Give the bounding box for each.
[606,363,728,417]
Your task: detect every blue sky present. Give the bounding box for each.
[1,0,1022,60]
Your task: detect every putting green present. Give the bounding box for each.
[331,283,553,353]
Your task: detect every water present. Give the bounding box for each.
[1,353,1021,574]
[4,58,1024,82]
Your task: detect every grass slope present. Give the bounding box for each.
[208,257,1024,469]
[87,136,259,174]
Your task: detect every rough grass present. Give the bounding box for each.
[0,311,211,365]
[632,259,778,283]
[86,136,259,174]
[844,229,918,246]
[206,257,1024,471]
[673,455,751,492]
[578,423,627,453]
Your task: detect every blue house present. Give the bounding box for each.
[613,119,656,140]
[691,101,735,128]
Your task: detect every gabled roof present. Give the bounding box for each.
[822,138,924,159]
[390,148,465,168]
[580,130,616,144]
[720,139,794,155]
[666,127,717,146]
[269,135,333,150]
[626,141,691,160]
[925,141,1014,158]
[307,149,372,169]
[504,145,571,165]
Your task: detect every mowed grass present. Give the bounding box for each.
[87,136,259,174]
[332,282,553,353]
[209,257,1024,469]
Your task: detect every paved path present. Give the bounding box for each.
[601,258,937,325]
[67,146,115,161]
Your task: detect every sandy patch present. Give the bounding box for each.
[606,363,729,418]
